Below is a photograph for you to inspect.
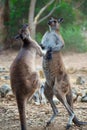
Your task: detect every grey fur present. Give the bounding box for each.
[41,30,64,51]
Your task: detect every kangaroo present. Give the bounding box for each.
[41,17,87,129]
[10,24,44,130]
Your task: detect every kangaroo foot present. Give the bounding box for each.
[73,116,87,127]
[46,121,51,127]
[46,110,58,127]
[66,124,72,130]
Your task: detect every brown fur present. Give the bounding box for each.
[42,18,87,129]
[10,25,43,130]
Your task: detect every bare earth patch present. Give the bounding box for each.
[0,50,87,130]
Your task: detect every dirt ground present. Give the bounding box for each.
[0,50,87,130]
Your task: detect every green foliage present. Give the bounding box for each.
[60,25,87,52]
[8,0,75,36]
[36,32,42,44]
[0,0,6,5]
[3,0,87,52]
[53,1,76,26]
[35,24,87,53]
[82,21,87,31]
[80,0,87,16]
[9,0,29,36]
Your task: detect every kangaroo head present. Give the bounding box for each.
[48,17,63,31]
[15,24,31,40]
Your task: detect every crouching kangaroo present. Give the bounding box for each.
[10,24,44,130]
[41,17,87,129]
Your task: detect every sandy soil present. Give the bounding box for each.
[0,50,87,69]
[0,50,87,130]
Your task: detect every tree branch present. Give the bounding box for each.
[34,0,55,23]
[37,6,58,24]
[28,0,36,24]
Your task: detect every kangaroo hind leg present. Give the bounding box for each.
[54,77,75,129]
[66,89,87,127]
[44,82,58,126]
[56,93,75,130]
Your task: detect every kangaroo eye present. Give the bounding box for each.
[54,20,57,23]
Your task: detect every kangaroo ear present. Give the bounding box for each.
[48,17,54,25]
[58,18,63,23]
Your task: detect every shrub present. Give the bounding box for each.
[36,32,43,44]
[36,25,87,53]
[60,25,87,52]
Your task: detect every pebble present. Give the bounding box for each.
[0,67,8,73]
[76,76,85,85]
[81,94,87,102]
[0,67,6,73]
[72,87,87,102]
[6,91,14,100]
[4,75,10,80]
[77,95,82,102]
[53,96,60,105]
[67,67,77,74]
[0,84,11,98]
[0,75,10,80]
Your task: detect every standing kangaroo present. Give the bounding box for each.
[10,24,44,130]
[41,17,87,129]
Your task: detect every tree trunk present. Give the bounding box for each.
[28,0,57,40]
[31,23,36,39]
[0,2,5,49]
[0,0,10,50]
[3,0,10,49]
[28,0,36,39]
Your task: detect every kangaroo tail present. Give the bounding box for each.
[73,116,87,126]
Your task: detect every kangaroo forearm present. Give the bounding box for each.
[52,42,64,52]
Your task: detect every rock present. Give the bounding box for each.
[76,76,85,85]
[72,92,77,102]
[34,102,41,106]
[72,88,77,101]
[77,95,82,102]
[72,88,77,95]
[81,90,87,97]
[4,75,10,80]
[0,67,5,72]
[6,90,14,100]
[81,94,87,102]
[72,89,87,102]
[80,67,87,73]
[0,76,5,80]
[0,75,10,80]
[0,84,11,98]
[53,96,60,105]
[67,67,77,74]
[32,83,47,105]
[72,88,82,102]
[0,67,8,73]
